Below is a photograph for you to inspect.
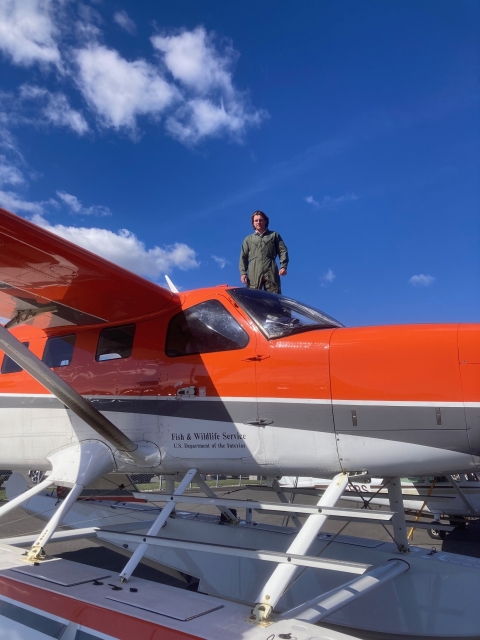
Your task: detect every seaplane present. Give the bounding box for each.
[0,206,478,639]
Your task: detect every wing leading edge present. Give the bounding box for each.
[0,208,179,328]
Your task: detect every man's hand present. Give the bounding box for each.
[241,274,248,284]
[279,268,287,276]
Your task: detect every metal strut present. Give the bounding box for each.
[0,323,159,466]
[0,441,115,561]
[387,477,410,553]
[252,472,349,623]
[119,468,197,582]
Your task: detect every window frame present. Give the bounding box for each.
[42,334,77,368]
[95,324,136,362]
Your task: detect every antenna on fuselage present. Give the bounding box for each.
[165,275,179,293]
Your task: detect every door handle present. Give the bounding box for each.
[241,354,270,362]
[177,386,197,397]
[243,418,273,426]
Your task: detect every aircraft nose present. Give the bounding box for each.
[458,325,480,465]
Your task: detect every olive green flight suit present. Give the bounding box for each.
[239,229,289,294]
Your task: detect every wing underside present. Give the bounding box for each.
[0,208,178,328]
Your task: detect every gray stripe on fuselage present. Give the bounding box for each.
[0,396,64,410]
[0,396,473,454]
[333,403,471,455]
[0,396,335,432]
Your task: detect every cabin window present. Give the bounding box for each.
[165,300,249,357]
[1,342,29,374]
[43,335,76,368]
[96,324,136,362]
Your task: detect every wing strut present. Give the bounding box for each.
[0,324,159,466]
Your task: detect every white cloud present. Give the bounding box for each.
[75,44,178,131]
[305,195,319,208]
[0,0,61,68]
[31,214,200,278]
[166,97,263,145]
[0,190,44,214]
[19,85,89,135]
[212,255,228,269]
[305,193,358,210]
[43,92,89,134]
[0,155,24,188]
[0,16,265,146]
[153,27,267,144]
[113,10,136,35]
[56,191,111,216]
[409,274,436,286]
[152,27,236,95]
[321,268,336,286]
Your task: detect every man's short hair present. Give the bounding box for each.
[251,210,269,229]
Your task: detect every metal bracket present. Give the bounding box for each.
[4,305,58,329]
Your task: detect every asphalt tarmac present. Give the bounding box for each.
[0,485,478,584]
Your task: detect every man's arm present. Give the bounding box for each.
[239,238,249,283]
[276,233,289,275]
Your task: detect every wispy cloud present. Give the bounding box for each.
[19,85,89,135]
[305,195,319,208]
[204,136,353,216]
[305,193,359,210]
[321,268,336,286]
[0,154,24,188]
[31,214,200,278]
[212,255,228,269]
[113,10,136,35]
[409,274,436,286]
[0,190,44,214]
[56,191,111,216]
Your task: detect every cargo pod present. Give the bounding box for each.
[458,323,480,466]
[330,324,472,478]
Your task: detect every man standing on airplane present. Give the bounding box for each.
[239,210,289,294]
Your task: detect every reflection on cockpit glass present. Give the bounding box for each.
[228,288,343,339]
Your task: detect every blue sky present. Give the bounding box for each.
[0,1,478,327]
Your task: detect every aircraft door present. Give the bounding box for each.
[255,329,339,476]
[159,294,265,469]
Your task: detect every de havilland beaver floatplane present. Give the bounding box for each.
[0,206,478,639]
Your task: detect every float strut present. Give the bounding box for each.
[119,468,197,582]
[387,477,409,552]
[252,472,348,622]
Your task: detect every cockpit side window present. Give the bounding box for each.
[165,299,249,357]
[228,288,343,339]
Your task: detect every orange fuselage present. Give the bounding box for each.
[0,285,478,478]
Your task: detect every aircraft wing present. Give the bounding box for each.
[0,208,179,329]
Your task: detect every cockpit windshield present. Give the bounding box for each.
[228,288,343,339]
